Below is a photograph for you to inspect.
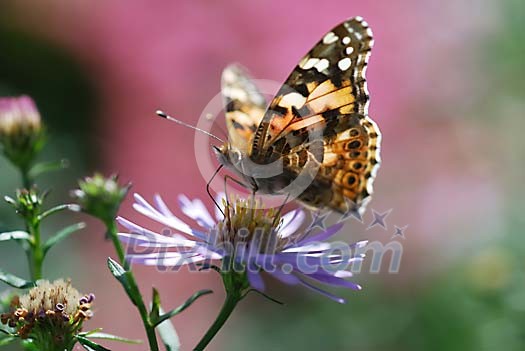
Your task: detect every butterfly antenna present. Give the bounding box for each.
[156,110,224,143]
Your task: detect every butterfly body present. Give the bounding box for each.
[217,17,381,215]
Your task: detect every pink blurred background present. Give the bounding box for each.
[2,0,522,350]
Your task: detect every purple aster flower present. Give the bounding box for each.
[118,193,367,304]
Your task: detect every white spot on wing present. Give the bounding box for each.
[222,87,248,101]
[342,36,351,45]
[362,65,368,78]
[314,58,330,72]
[279,92,307,108]
[323,32,339,44]
[222,69,236,82]
[338,58,352,71]
[301,57,320,70]
[346,47,354,55]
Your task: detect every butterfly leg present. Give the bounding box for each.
[206,165,225,217]
[272,193,290,229]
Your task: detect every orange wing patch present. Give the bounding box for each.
[319,117,381,214]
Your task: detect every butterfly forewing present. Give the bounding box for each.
[251,17,374,161]
[221,63,267,153]
[250,17,381,214]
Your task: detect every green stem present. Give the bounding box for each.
[105,219,159,351]
[19,167,43,281]
[194,290,241,351]
[20,165,32,190]
[19,164,42,280]
[105,220,127,269]
[23,212,43,281]
[29,223,43,280]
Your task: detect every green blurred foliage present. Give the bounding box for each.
[0,13,97,329]
[231,234,525,350]
[0,20,97,229]
[489,0,525,95]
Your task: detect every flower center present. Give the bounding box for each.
[215,197,282,254]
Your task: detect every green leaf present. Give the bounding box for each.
[38,204,81,221]
[80,332,141,344]
[150,287,161,322]
[76,335,111,351]
[20,339,39,351]
[80,328,103,335]
[0,336,17,346]
[107,258,140,306]
[0,329,17,347]
[156,307,180,351]
[28,159,69,179]
[0,270,35,289]
[0,328,17,338]
[0,231,31,242]
[42,222,86,255]
[153,289,213,327]
[107,257,126,276]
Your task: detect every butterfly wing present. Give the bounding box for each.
[251,17,381,214]
[221,64,267,153]
[285,116,381,214]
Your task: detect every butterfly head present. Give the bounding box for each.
[213,143,243,171]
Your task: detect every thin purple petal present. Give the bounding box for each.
[118,233,196,248]
[178,194,216,228]
[298,278,346,304]
[269,269,301,285]
[296,223,344,246]
[305,272,362,290]
[153,194,176,218]
[279,209,305,238]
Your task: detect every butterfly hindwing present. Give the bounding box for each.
[221,63,267,153]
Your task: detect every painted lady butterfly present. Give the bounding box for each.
[214,17,382,215]
[177,17,381,215]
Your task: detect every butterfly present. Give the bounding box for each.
[217,17,381,215]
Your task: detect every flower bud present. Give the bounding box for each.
[0,96,44,170]
[72,173,130,223]
[5,188,46,222]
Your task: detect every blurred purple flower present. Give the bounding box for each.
[118,193,367,303]
[0,96,41,132]
[0,95,44,170]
